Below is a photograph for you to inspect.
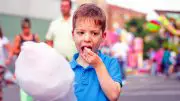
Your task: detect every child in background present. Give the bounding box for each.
[12,18,40,101]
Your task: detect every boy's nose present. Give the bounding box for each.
[84,33,91,42]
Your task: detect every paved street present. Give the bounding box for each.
[120,75,180,101]
[3,85,20,101]
[2,75,180,101]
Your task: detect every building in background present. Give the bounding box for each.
[107,4,146,31]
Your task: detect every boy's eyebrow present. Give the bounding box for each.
[75,28,100,32]
[90,30,100,32]
[75,29,85,31]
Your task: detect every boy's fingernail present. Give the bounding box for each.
[85,47,90,51]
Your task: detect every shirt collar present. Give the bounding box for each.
[59,15,72,22]
[70,53,79,69]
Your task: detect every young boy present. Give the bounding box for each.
[70,3,122,101]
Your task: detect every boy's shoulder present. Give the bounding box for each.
[100,53,114,61]
[100,52,119,67]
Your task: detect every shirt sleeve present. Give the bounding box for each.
[46,22,54,40]
[108,58,123,87]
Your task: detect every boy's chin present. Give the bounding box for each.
[79,51,84,56]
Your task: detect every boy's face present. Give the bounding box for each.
[73,18,106,55]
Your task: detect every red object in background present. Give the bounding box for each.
[150,20,161,26]
[146,20,161,33]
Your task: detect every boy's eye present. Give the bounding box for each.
[92,32,99,36]
[77,32,84,35]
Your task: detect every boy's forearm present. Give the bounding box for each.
[94,63,121,101]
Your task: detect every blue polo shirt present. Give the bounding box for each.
[70,51,122,101]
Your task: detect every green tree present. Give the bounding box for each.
[126,18,148,38]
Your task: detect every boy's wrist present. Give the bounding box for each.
[93,60,104,70]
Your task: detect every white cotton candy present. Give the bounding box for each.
[15,42,76,101]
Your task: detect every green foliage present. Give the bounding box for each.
[162,41,179,53]
[143,39,159,59]
[125,17,179,59]
[126,18,148,38]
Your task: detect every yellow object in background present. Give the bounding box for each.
[158,16,170,26]
[158,15,179,36]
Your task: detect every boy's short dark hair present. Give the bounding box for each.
[73,3,106,32]
[21,17,31,28]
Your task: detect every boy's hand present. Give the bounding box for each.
[81,48,102,68]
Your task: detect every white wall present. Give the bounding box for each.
[0,0,60,20]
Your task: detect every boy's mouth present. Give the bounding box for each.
[81,46,92,52]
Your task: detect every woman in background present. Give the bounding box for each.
[12,18,40,101]
[13,18,40,56]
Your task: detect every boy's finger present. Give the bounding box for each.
[84,48,94,56]
[82,52,89,62]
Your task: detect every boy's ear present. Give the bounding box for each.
[72,30,74,36]
[72,30,75,41]
[102,32,106,40]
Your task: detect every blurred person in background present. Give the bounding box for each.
[111,39,129,85]
[174,48,180,80]
[11,18,40,101]
[169,50,176,74]
[12,18,40,56]
[153,47,164,74]
[0,26,12,101]
[46,0,76,61]
[162,48,171,78]
[148,48,157,76]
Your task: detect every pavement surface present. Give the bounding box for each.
[119,75,180,101]
[2,74,180,101]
